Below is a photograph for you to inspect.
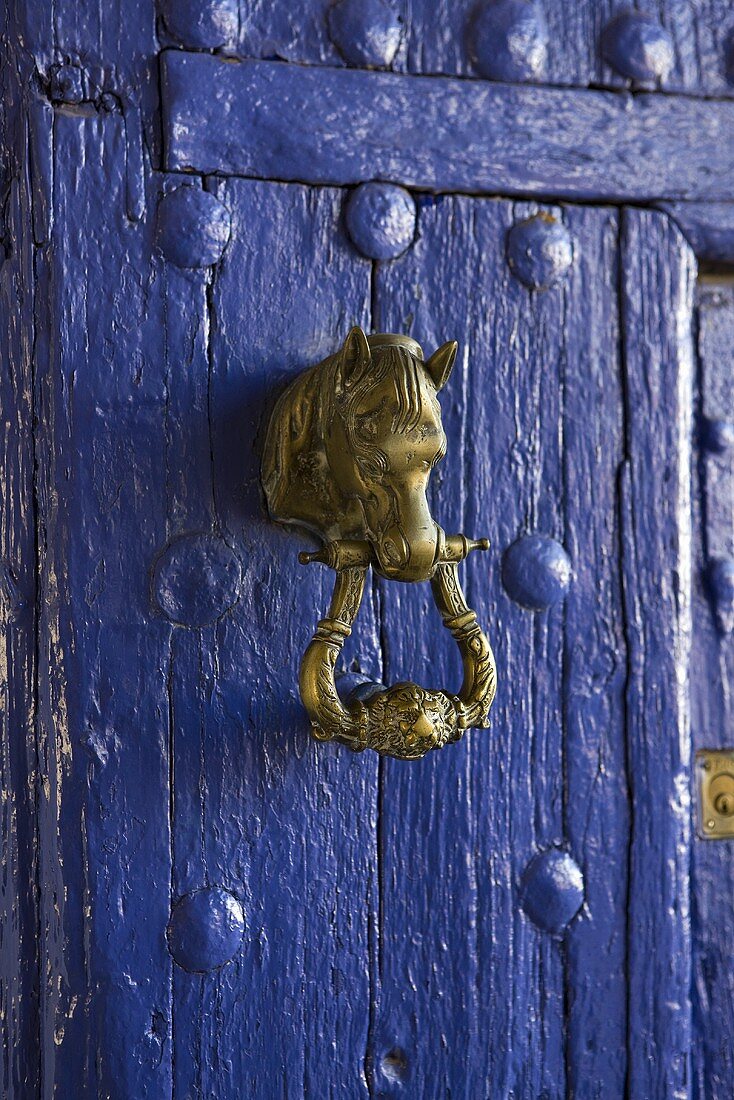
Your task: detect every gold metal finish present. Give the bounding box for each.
[697,750,734,838]
[262,327,497,760]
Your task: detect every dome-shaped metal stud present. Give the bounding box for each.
[707,558,734,635]
[506,214,574,290]
[49,63,86,105]
[520,849,584,935]
[159,0,238,49]
[502,534,572,610]
[153,534,241,628]
[156,187,231,269]
[468,0,548,82]
[600,12,674,85]
[725,29,734,87]
[328,0,403,68]
[345,183,416,260]
[702,417,734,455]
[167,888,245,973]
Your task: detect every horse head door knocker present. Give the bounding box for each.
[262,327,496,760]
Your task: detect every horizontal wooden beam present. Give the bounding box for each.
[161,51,734,203]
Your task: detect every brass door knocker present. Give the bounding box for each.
[262,328,496,760]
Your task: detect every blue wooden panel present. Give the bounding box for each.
[70,0,727,100]
[407,0,734,96]
[0,75,41,1100]
[559,205,629,1095]
[20,0,160,182]
[661,204,734,265]
[3,2,713,1091]
[372,196,628,1097]
[621,208,695,1100]
[169,178,379,1097]
[161,52,734,203]
[35,112,174,1098]
[690,282,734,1100]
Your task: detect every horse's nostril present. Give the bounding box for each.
[381,534,409,568]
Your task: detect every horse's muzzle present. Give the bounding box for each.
[373,522,440,583]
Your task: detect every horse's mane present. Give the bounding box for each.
[262,343,431,541]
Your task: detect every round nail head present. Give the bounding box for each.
[167,888,245,972]
[380,1048,409,1084]
[157,187,231,269]
[703,418,734,455]
[507,214,574,290]
[153,534,241,628]
[345,183,416,260]
[159,0,238,49]
[520,849,584,935]
[600,12,674,84]
[707,557,734,634]
[468,0,548,82]
[49,64,86,105]
[726,30,734,86]
[502,534,572,610]
[328,0,403,68]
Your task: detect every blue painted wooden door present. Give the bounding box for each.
[2,2,734,1098]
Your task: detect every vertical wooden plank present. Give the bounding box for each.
[690,282,734,1100]
[373,197,625,1097]
[36,112,173,1098]
[621,208,694,1100]
[0,57,41,1100]
[165,179,378,1098]
[561,205,629,1097]
[46,0,159,176]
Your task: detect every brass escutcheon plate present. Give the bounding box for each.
[697,749,734,839]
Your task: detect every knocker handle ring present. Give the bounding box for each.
[299,536,496,760]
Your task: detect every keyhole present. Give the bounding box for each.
[715,791,734,816]
[709,772,734,819]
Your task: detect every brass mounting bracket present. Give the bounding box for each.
[697,749,734,839]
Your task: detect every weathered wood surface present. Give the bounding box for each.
[661,204,734,266]
[230,0,734,98]
[620,208,695,1100]
[0,23,41,1099]
[35,111,175,1098]
[691,282,734,1100]
[175,178,379,1097]
[2,0,725,1093]
[161,52,734,203]
[40,0,725,100]
[27,108,384,1093]
[374,196,627,1097]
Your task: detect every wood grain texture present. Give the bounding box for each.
[228,0,734,98]
[35,112,174,1098]
[0,23,41,1098]
[373,196,628,1097]
[161,52,734,204]
[2,0,718,1090]
[660,204,734,266]
[181,178,379,1097]
[407,0,734,96]
[690,283,734,1100]
[18,0,159,178]
[620,208,695,1100]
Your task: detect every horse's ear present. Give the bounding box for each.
[424,340,458,392]
[339,325,372,388]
